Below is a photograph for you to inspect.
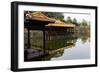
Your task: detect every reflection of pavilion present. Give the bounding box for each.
[24,12,76,61]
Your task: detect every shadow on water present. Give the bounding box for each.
[24,28,90,62]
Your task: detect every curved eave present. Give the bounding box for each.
[45,23,76,28]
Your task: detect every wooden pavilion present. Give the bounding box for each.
[24,12,76,49]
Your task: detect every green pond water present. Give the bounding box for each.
[24,30,90,61]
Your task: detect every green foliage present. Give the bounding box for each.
[66,16,72,23]
[43,12,64,20]
[80,19,88,27]
[72,18,79,26]
[65,17,79,26]
[65,16,89,27]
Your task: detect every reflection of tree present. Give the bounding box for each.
[24,30,44,49]
[45,31,77,50]
[24,29,79,61]
[42,31,77,60]
[78,27,90,43]
[42,48,64,61]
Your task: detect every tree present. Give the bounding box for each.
[43,12,64,20]
[80,19,88,27]
[66,16,72,23]
[72,18,79,26]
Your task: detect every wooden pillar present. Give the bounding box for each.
[27,28,30,49]
[43,29,45,54]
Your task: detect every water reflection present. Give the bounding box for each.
[24,29,90,62]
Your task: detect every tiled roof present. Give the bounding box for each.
[26,12,56,22]
[45,23,75,27]
[25,12,76,27]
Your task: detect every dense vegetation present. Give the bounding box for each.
[43,12,64,20]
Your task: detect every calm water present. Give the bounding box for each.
[24,30,90,62]
[51,39,90,60]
